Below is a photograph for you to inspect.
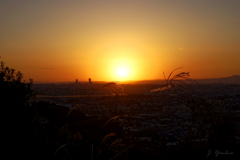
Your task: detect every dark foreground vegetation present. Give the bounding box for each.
[1,60,240,160]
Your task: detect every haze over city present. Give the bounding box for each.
[1,0,240,82]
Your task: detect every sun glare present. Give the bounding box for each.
[105,47,140,81]
[116,67,129,78]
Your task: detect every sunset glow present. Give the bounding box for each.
[116,66,129,79]
[0,0,240,83]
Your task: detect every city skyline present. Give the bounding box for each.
[1,0,240,82]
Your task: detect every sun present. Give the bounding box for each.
[116,66,129,78]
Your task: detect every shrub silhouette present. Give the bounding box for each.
[1,59,40,159]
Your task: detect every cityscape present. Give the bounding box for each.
[30,77,240,159]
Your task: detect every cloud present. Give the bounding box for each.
[34,67,54,70]
[22,66,55,70]
[210,47,223,50]
[178,48,184,50]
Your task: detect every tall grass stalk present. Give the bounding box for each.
[103,67,197,159]
[124,67,196,127]
[91,144,93,160]
[67,82,120,117]
[55,82,122,158]
[55,68,196,160]
[54,144,72,160]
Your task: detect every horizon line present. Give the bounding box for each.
[31,75,240,84]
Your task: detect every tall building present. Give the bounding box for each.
[76,79,78,83]
[89,78,92,84]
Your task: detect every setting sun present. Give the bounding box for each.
[0,0,240,83]
[116,66,129,78]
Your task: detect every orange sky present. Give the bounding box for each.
[1,0,240,82]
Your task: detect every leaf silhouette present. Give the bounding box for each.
[103,115,120,128]
[100,132,117,146]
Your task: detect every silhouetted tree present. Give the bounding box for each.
[1,59,40,159]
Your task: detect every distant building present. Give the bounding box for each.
[76,79,78,83]
[89,78,92,84]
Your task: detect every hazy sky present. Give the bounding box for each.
[1,0,240,82]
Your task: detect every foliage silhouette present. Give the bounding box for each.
[1,58,41,159]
